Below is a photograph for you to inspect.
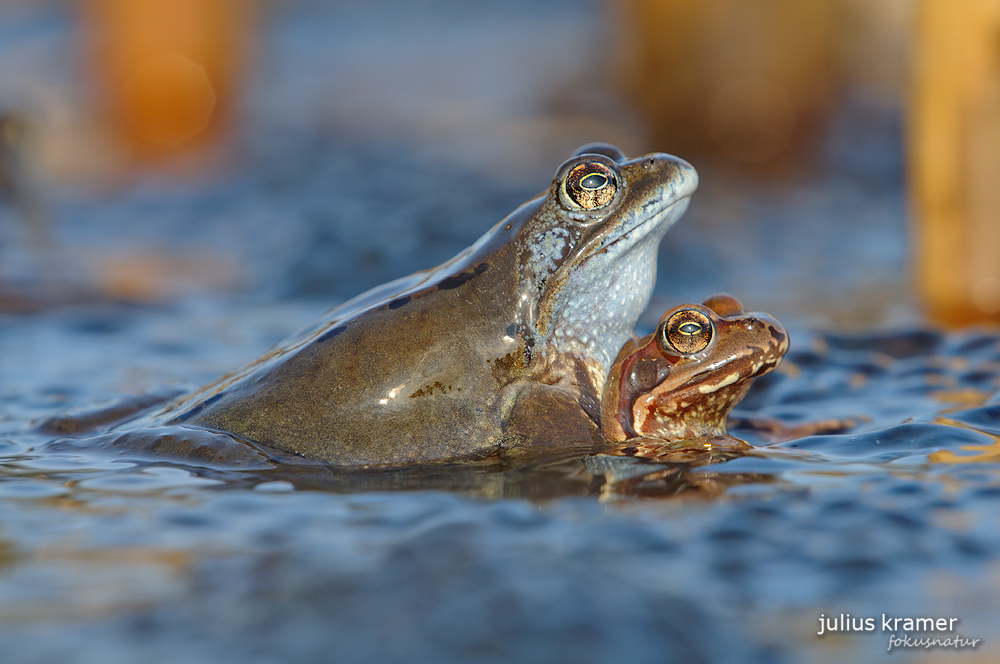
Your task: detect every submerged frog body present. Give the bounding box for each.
[602,294,788,446]
[139,144,697,468]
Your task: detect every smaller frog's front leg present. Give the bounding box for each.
[495,357,606,464]
[728,413,865,443]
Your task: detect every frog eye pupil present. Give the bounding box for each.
[678,322,702,336]
[580,173,607,189]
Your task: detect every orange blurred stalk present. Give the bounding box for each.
[911,0,1000,326]
[613,0,836,169]
[83,0,254,160]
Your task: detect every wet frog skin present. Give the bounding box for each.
[602,294,788,445]
[148,144,698,467]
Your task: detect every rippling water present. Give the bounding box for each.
[3,295,1000,663]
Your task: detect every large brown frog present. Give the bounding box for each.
[135,144,698,467]
[601,294,788,456]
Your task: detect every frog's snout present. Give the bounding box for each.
[655,154,699,200]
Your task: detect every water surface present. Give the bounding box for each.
[4,294,1000,663]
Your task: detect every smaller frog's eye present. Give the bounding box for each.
[560,161,618,211]
[659,309,714,356]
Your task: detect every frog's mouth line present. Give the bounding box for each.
[600,194,692,254]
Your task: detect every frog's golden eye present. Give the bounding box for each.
[659,309,714,356]
[560,161,618,211]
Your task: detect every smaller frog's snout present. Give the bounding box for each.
[764,314,789,349]
[747,312,790,363]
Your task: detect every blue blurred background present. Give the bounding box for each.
[0,0,913,329]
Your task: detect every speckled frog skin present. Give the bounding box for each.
[602,294,788,444]
[151,144,698,467]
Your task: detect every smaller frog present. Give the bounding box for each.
[601,294,788,451]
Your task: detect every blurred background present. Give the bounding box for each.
[7,6,1000,663]
[0,0,994,330]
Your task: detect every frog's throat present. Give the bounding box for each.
[535,195,692,381]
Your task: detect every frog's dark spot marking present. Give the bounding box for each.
[389,296,410,310]
[410,381,453,398]
[491,349,528,383]
[316,325,347,343]
[438,273,473,290]
[437,262,490,290]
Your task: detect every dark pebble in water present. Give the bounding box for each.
[886,481,926,495]
[816,497,871,522]
[784,349,827,368]
[879,511,925,531]
[944,404,1000,436]
[822,329,943,359]
[60,308,135,335]
[957,369,999,389]
[838,359,890,377]
[952,535,990,559]
[946,331,1000,358]
[826,556,886,577]
[775,388,838,404]
[707,526,754,543]
[891,363,951,380]
[971,485,1000,499]
[778,422,991,461]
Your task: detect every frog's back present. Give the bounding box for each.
[159,219,562,466]
[176,299,508,464]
